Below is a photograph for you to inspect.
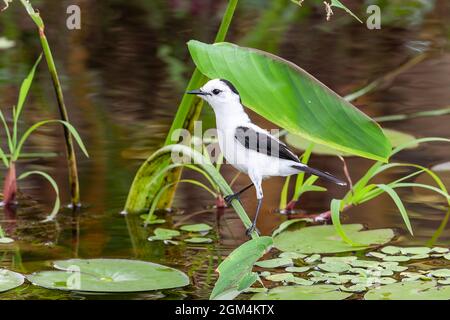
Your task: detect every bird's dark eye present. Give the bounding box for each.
[212,89,222,95]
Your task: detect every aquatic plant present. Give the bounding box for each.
[0,55,88,220]
[2,0,84,207]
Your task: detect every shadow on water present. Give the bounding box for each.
[0,0,449,299]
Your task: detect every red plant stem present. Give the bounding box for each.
[2,162,17,206]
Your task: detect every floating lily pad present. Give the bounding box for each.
[255,258,293,268]
[340,284,367,293]
[184,237,213,244]
[382,255,410,262]
[140,214,166,225]
[265,273,295,282]
[432,247,449,254]
[365,281,450,300]
[0,269,24,292]
[381,246,401,255]
[285,129,417,157]
[305,254,321,264]
[322,256,357,264]
[0,237,15,244]
[274,224,394,254]
[279,252,308,260]
[251,285,353,300]
[428,269,450,278]
[367,252,386,259]
[410,254,429,260]
[444,254,450,261]
[180,224,212,233]
[210,237,273,300]
[285,266,310,273]
[400,247,432,255]
[148,228,180,241]
[350,260,381,268]
[26,259,189,292]
[272,219,312,237]
[318,262,351,273]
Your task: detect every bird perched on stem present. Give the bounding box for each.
[188,79,346,236]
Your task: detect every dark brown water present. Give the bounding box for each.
[0,0,449,299]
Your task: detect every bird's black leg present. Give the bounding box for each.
[224,183,254,206]
[246,198,262,237]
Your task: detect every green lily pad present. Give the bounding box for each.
[410,254,430,260]
[438,279,450,285]
[367,252,386,259]
[179,224,212,233]
[0,237,15,244]
[272,219,312,237]
[291,278,314,286]
[140,214,166,225]
[285,128,417,157]
[322,256,357,264]
[444,254,450,261]
[148,228,180,241]
[184,237,213,244]
[251,285,353,300]
[255,258,293,268]
[365,281,450,300]
[382,256,411,262]
[305,254,321,264]
[26,259,189,292]
[340,284,367,293]
[274,224,394,254]
[265,273,295,282]
[432,247,449,254]
[400,247,432,255]
[210,237,273,300]
[428,269,450,278]
[279,252,308,260]
[381,246,401,255]
[285,266,310,273]
[0,269,24,292]
[318,262,351,273]
[350,260,381,268]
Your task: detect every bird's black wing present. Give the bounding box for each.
[234,126,300,163]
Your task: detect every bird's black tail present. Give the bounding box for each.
[292,165,347,186]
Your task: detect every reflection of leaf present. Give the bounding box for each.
[274,224,394,254]
[210,237,273,300]
[27,259,189,293]
[188,41,391,162]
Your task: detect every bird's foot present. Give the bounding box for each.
[224,193,241,206]
[245,224,260,238]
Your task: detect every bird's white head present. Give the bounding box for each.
[187,79,242,111]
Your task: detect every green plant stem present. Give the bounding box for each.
[20,0,81,207]
[125,0,239,213]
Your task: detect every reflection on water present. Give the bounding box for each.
[0,0,449,299]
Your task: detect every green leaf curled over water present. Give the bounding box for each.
[26,259,189,292]
[210,237,273,300]
[179,223,212,233]
[188,40,391,162]
[0,269,24,292]
[364,281,450,300]
[273,224,394,254]
[255,258,293,268]
[251,284,353,300]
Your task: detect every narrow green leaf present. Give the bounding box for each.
[0,110,13,154]
[330,199,363,246]
[14,120,89,161]
[15,54,42,122]
[279,176,291,210]
[18,170,60,221]
[376,184,413,236]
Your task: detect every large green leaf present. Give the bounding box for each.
[188,41,391,162]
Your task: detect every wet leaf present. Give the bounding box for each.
[365,281,450,300]
[285,266,310,273]
[382,256,411,262]
[340,284,367,293]
[350,260,381,269]
[432,247,449,254]
[409,254,429,260]
[255,258,293,268]
[428,269,450,278]
[272,219,312,237]
[318,262,351,273]
[210,237,273,300]
[188,41,391,162]
[322,256,357,264]
[274,224,394,254]
[27,259,189,292]
[279,252,307,260]
[0,269,24,292]
[180,224,212,233]
[400,247,432,255]
[381,246,402,255]
[444,254,450,261]
[265,273,295,282]
[251,284,353,300]
[305,254,321,264]
[184,237,213,244]
[367,252,386,259]
[151,228,180,240]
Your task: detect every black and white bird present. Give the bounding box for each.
[187,79,347,236]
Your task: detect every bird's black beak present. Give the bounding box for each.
[186,89,210,96]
